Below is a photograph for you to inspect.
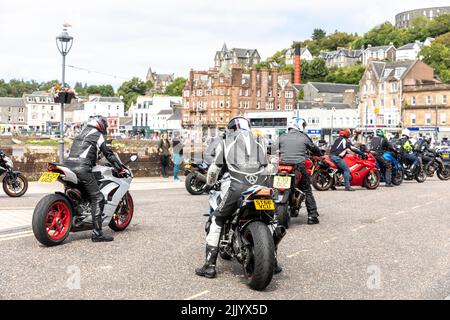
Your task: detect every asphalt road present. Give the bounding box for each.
[0,178,449,300]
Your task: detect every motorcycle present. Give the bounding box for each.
[0,151,28,197]
[32,154,138,246]
[271,156,319,229]
[400,151,427,183]
[311,149,380,191]
[184,159,209,195]
[377,150,404,186]
[423,150,450,180]
[209,176,285,291]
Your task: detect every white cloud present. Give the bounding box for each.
[0,0,448,88]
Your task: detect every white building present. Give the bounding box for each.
[284,47,313,65]
[245,101,359,143]
[73,96,124,124]
[396,38,434,61]
[24,92,61,132]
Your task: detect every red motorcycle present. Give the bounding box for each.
[311,151,380,191]
[272,156,320,228]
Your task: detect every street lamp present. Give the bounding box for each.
[56,24,73,163]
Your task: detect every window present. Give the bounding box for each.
[197,90,202,96]
[390,82,398,92]
[380,83,385,92]
[268,91,272,98]
[392,99,396,107]
[411,96,416,105]
[285,103,293,111]
[257,90,261,97]
[443,95,447,105]
[425,112,431,125]
[372,100,376,107]
[426,96,432,105]
[285,91,293,99]
[410,113,416,125]
[380,99,384,107]
[441,112,446,125]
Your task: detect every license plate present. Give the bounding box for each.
[184,164,192,168]
[273,175,291,189]
[254,199,275,210]
[442,154,449,159]
[38,172,60,183]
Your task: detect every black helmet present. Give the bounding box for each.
[88,115,108,134]
[227,116,251,132]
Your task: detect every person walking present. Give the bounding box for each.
[172,131,184,182]
[158,132,171,178]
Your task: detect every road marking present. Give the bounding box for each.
[411,205,423,210]
[185,290,210,300]
[425,201,434,205]
[0,207,34,211]
[323,240,330,243]
[0,232,34,242]
[375,217,387,223]
[287,249,310,258]
[352,225,366,232]
[394,210,405,215]
[0,230,33,239]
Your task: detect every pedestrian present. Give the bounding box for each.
[158,132,171,178]
[172,131,184,182]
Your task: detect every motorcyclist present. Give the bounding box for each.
[65,116,126,242]
[369,128,393,187]
[273,117,322,225]
[398,129,420,174]
[329,128,367,191]
[195,116,273,279]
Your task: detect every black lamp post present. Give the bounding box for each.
[56,25,73,163]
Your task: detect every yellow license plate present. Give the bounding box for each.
[442,154,449,159]
[254,199,275,211]
[273,175,291,189]
[184,164,192,168]
[38,172,60,183]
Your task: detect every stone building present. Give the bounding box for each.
[214,43,261,72]
[146,67,174,94]
[318,47,363,68]
[182,65,297,139]
[24,92,60,133]
[302,82,359,107]
[395,6,450,28]
[362,44,396,65]
[0,97,27,133]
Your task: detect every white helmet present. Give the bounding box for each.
[288,117,306,132]
[401,128,411,138]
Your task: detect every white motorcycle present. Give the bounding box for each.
[32,155,138,246]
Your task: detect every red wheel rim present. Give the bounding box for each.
[113,194,134,228]
[46,201,71,240]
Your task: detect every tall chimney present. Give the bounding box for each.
[294,43,301,85]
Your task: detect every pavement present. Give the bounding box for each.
[0,177,449,299]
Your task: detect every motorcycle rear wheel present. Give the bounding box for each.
[392,168,404,186]
[3,173,28,197]
[242,221,275,291]
[437,166,450,181]
[32,194,73,246]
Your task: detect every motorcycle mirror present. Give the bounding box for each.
[129,155,138,162]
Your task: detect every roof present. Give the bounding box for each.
[167,108,182,121]
[292,84,306,92]
[232,48,258,58]
[319,48,362,59]
[397,42,423,50]
[64,103,82,112]
[90,97,122,103]
[297,101,354,110]
[0,97,25,108]
[365,45,394,52]
[157,109,173,115]
[155,74,174,82]
[371,60,416,80]
[308,82,359,93]
[119,117,133,126]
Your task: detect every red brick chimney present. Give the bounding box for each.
[294,43,301,85]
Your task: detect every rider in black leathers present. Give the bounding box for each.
[195,116,274,278]
[65,116,125,242]
[369,128,393,187]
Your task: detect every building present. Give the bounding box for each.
[302,82,359,106]
[396,38,434,61]
[24,92,61,133]
[146,67,174,93]
[0,97,27,133]
[402,83,450,141]
[284,47,313,65]
[318,48,363,68]
[131,96,182,139]
[214,43,261,72]
[395,6,450,28]
[74,96,124,124]
[182,65,297,140]
[358,59,437,135]
[245,101,359,142]
[118,117,133,136]
[362,44,396,65]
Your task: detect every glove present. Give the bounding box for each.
[361,153,368,160]
[117,168,128,178]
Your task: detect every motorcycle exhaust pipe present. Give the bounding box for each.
[195,172,207,183]
[273,225,287,247]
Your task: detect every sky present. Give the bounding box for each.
[0,0,449,89]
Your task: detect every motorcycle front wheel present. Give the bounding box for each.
[109,192,134,231]
[32,194,73,246]
[415,167,427,183]
[311,170,333,191]
[185,172,205,195]
[364,170,380,190]
[392,167,404,186]
[3,173,28,197]
[437,165,450,181]
[242,221,275,291]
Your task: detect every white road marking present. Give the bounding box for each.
[323,240,330,243]
[394,210,405,215]
[352,225,366,232]
[411,205,423,210]
[185,290,210,300]
[425,201,434,205]
[375,217,387,223]
[0,230,33,239]
[0,232,34,242]
[287,249,310,258]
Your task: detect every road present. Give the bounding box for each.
[0,178,449,300]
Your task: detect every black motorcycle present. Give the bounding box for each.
[423,149,450,180]
[183,159,209,195]
[399,150,427,183]
[0,151,28,197]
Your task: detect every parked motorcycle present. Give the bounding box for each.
[423,150,450,180]
[377,150,404,186]
[209,176,285,291]
[400,151,427,183]
[0,151,28,197]
[311,150,380,191]
[184,160,209,195]
[32,154,138,246]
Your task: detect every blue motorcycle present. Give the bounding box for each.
[377,150,404,186]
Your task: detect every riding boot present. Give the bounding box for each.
[385,169,393,186]
[195,245,219,278]
[91,203,114,242]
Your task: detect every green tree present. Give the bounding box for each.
[86,84,115,96]
[435,31,450,46]
[301,58,328,82]
[164,77,186,96]
[312,28,326,41]
[324,64,365,84]
[38,80,59,92]
[117,77,150,110]
[267,49,288,66]
[420,43,450,83]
